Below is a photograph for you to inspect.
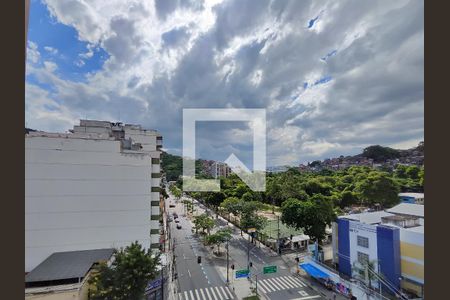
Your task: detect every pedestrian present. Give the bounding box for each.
[333,292,337,300]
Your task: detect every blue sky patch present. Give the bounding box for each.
[307,16,319,28]
[314,75,332,85]
[321,49,337,61]
[27,0,109,83]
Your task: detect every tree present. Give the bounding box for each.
[169,185,182,199]
[281,196,335,243]
[352,259,378,290]
[339,190,359,208]
[239,201,267,241]
[362,145,400,162]
[193,214,215,235]
[355,172,400,208]
[220,197,243,219]
[301,178,332,196]
[89,242,160,300]
[419,166,424,188]
[204,228,232,255]
[405,165,420,180]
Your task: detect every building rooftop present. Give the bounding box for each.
[386,203,424,218]
[403,225,424,233]
[398,193,424,199]
[340,211,395,225]
[26,131,115,140]
[25,248,114,284]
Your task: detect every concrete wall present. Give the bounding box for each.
[399,228,424,295]
[26,136,153,272]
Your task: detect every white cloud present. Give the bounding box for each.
[44,46,58,55]
[26,0,424,166]
[26,41,40,64]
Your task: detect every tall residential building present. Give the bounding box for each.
[25,120,163,272]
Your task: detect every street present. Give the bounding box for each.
[167,193,326,300]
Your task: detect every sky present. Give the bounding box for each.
[26,0,424,168]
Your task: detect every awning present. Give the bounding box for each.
[300,263,330,279]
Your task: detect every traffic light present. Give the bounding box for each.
[197,256,201,264]
[231,264,235,270]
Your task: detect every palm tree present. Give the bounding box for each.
[352,259,378,290]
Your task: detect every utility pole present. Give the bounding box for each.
[161,264,164,300]
[378,260,382,298]
[277,215,281,255]
[226,238,230,284]
[247,232,250,269]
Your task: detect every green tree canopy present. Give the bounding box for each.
[355,172,400,208]
[193,213,215,234]
[281,196,335,242]
[89,242,160,300]
[204,227,232,254]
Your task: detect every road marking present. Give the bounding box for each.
[298,290,309,296]
[219,286,229,299]
[189,290,194,300]
[260,279,276,292]
[225,286,233,299]
[204,287,213,300]
[293,296,321,300]
[195,289,200,299]
[266,278,281,291]
[199,288,206,299]
[290,276,306,287]
[285,275,304,287]
[210,286,219,300]
[257,281,268,293]
[278,276,295,288]
[214,286,224,299]
[273,277,290,289]
[187,269,191,277]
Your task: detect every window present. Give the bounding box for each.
[357,236,369,248]
[357,251,369,265]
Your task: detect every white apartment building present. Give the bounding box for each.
[25,120,163,272]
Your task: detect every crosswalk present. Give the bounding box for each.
[178,285,234,300]
[257,275,307,294]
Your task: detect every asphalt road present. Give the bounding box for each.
[169,197,236,300]
[181,197,325,300]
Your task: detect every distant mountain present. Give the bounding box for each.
[300,142,424,171]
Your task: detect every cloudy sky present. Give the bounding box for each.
[26,0,424,167]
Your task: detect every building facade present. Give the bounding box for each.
[25,120,162,272]
[398,193,424,204]
[332,204,424,298]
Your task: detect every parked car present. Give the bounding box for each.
[175,219,180,223]
[167,216,173,222]
[176,224,182,229]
